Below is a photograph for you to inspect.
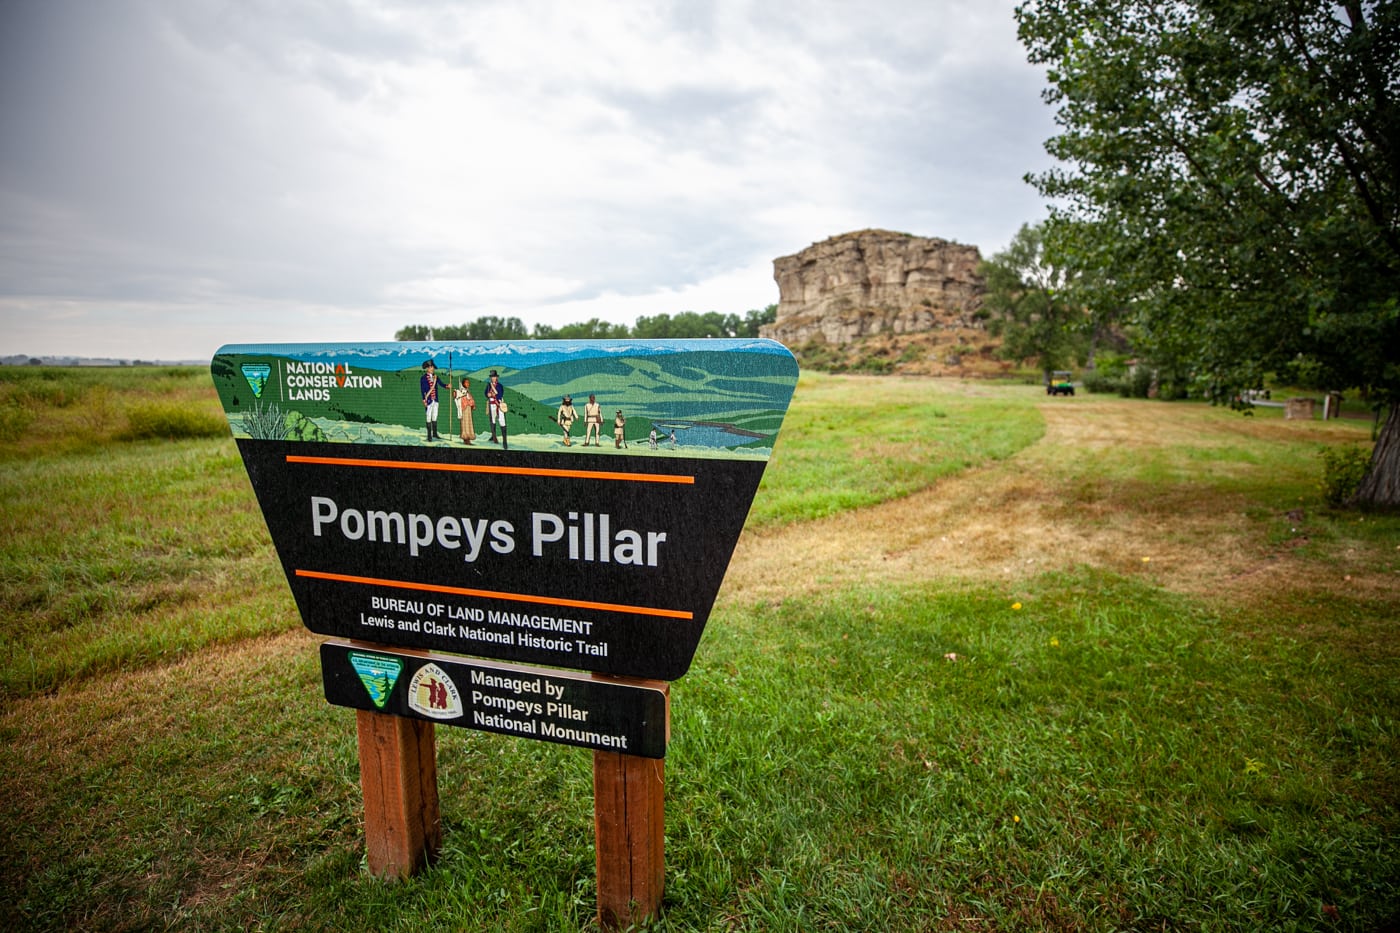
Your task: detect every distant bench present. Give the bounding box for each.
[1241,393,1343,420]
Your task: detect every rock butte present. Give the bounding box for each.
[762,229,986,348]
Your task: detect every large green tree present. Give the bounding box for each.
[1016,0,1400,506]
[980,222,1090,380]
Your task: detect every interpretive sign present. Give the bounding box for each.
[211,339,798,681]
[321,641,669,758]
[213,338,795,924]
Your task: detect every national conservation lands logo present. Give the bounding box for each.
[407,663,463,719]
[348,651,403,709]
[282,360,384,401]
[236,358,385,404]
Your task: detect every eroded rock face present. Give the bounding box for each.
[761,229,985,346]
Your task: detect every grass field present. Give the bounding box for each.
[1,367,1397,931]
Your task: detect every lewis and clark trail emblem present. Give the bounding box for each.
[406,663,463,719]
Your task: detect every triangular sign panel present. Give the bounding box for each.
[212,339,798,681]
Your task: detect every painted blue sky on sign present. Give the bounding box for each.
[216,338,795,374]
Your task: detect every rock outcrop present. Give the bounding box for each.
[761,229,985,347]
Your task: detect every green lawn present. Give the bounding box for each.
[1,367,1396,931]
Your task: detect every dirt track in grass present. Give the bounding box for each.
[720,396,1398,611]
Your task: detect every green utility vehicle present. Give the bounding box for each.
[1047,371,1075,396]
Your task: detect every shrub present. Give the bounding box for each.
[121,403,226,441]
[1156,376,1191,401]
[1081,370,1120,394]
[794,340,847,373]
[0,401,36,442]
[8,380,78,409]
[1118,366,1154,398]
[852,355,894,375]
[82,385,114,435]
[1318,444,1373,507]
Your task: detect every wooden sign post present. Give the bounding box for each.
[212,339,796,926]
[594,748,666,927]
[356,710,440,879]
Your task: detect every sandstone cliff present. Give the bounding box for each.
[761,229,986,348]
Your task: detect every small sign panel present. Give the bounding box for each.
[213,340,798,681]
[321,642,670,758]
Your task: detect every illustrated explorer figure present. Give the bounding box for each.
[583,393,603,446]
[556,395,578,446]
[454,377,476,445]
[649,426,658,450]
[420,360,449,442]
[613,409,627,448]
[486,370,506,444]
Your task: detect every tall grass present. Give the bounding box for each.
[119,402,227,440]
[0,365,226,457]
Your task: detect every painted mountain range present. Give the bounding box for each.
[210,340,798,459]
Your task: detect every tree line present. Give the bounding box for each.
[395,306,777,343]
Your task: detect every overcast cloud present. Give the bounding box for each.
[0,0,1057,361]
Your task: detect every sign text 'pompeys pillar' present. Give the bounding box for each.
[212,339,799,683]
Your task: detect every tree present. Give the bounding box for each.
[394,317,529,341]
[979,222,1090,379]
[743,304,779,337]
[1016,0,1400,506]
[633,311,732,339]
[398,305,777,344]
[531,318,632,340]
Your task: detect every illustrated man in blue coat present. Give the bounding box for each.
[486,369,506,445]
[420,359,449,442]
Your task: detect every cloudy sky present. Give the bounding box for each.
[0,0,1058,362]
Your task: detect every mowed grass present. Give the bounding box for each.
[1,368,1397,932]
[748,374,1042,528]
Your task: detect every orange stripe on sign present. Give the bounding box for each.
[285,454,694,484]
[294,568,695,620]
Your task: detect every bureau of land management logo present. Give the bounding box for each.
[241,364,272,399]
[407,663,463,720]
[348,651,403,709]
